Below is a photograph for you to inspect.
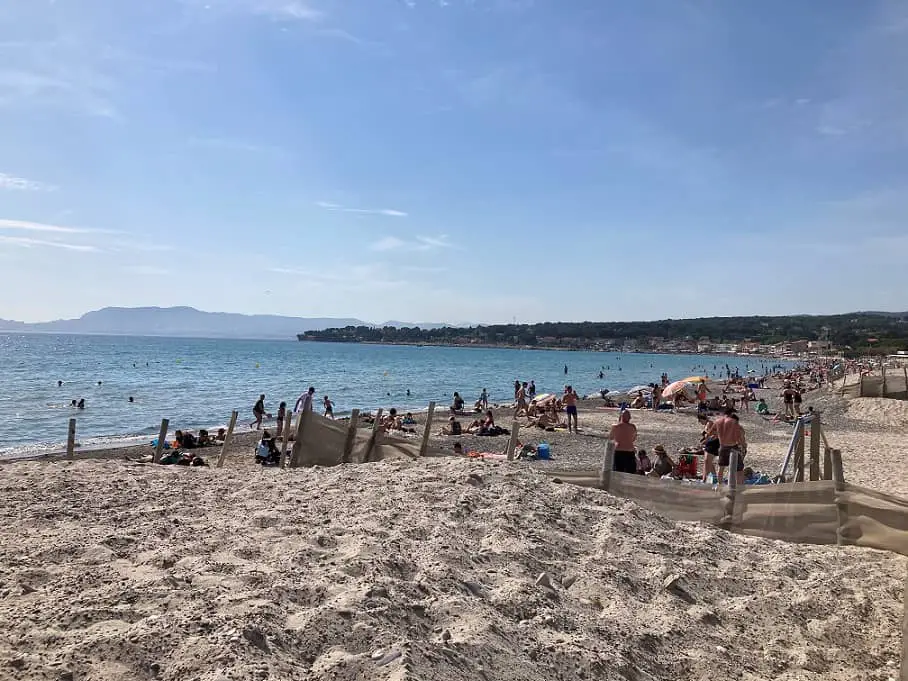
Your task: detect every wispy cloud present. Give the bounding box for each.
[0,235,99,253]
[0,173,55,191]
[316,201,408,217]
[269,263,409,291]
[189,0,324,22]
[371,234,455,252]
[0,219,102,234]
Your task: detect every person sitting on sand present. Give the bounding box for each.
[215,427,226,442]
[402,412,416,425]
[443,416,463,436]
[197,430,212,447]
[756,398,770,415]
[630,393,646,409]
[636,449,652,475]
[255,431,280,466]
[450,392,465,414]
[382,408,403,432]
[174,430,197,449]
[650,444,674,477]
[453,442,464,456]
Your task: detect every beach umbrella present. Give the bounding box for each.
[662,380,694,398]
[679,375,709,384]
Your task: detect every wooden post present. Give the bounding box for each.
[152,419,170,464]
[341,409,360,463]
[722,450,739,528]
[216,411,237,468]
[859,377,864,398]
[831,448,846,547]
[794,423,805,482]
[278,411,293,468]
[900,565,908,681]
[823,447,833,481]
[362,408,383,463]
[65,418,76,459]
[882,366,888,398]
[289,404,313,468]
[417,402,436,457]
[808,415,821,481]
[903,367,908,398]
[505,420,521,461]
[599,440,616,490]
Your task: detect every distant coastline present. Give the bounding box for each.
[297,336,791,360]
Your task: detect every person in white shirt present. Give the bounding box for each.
[295,386,316,413]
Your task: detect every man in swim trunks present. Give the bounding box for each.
[515,382,528,418]
[250,394,266,430]
[563,385,579,433]
[608,410,637,474]
[714,408,746,485]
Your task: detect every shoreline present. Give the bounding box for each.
[299,338,798,359]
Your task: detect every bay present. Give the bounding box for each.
[0,333,788,457]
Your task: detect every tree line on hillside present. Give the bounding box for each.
[300,312,908,354]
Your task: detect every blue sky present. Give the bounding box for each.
[1,0,906,324]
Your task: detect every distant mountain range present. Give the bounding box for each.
[0,307,450,340]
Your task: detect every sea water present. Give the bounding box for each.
[0,334,789,457]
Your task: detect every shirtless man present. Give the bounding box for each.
[714,408,746,485]
[563,385,579,433]
[651,383,662,411]
[608,410,638,474]
[515,382,528,418]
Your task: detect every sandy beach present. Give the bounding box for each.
[1,380,907,680]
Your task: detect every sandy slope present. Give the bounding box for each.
[0,457,903,681]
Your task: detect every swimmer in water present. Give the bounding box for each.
[77,398,85,409]
[57,380,63,387]
[128,396,134,403]
[97,381,102,386]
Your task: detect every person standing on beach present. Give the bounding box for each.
[781,385,795,419]
[515,382,528,417]
[480,388,488,410]
[652,383,662,411]
[295,386,316,413]
[276,401,287,437]
[715,408,746,485]
[250,394,266,430]
[564,364,568,375]
[563,386,579,433]
[793,388,802,416]
[323,395,335,419]
[609,411,637,474]
[528,380,536,398]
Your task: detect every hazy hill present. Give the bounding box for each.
[0,307,370,340]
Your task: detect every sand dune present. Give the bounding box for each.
[0,457,903,680]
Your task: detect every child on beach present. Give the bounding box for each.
[276,402,287,436]
[323,396,334,419]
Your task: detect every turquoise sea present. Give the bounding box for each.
[0,334,790,457]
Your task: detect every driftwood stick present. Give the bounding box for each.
[66,418,76,459]
[153,418,170,465]
[418,402,436,457]
[216,412,237,468]
[341,409,361,463]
